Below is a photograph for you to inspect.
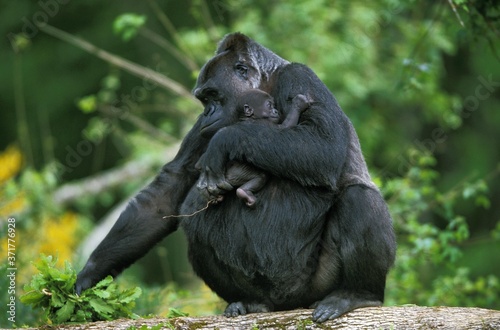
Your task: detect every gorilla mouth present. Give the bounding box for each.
[201,118,221,131]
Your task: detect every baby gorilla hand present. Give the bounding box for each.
[291,94,311,112]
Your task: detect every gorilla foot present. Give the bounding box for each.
[310,292,381,323]
[224,302,271,317]
[236,188,257,207]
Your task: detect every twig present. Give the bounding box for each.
[447,0,465,28]
[200,0,220,43]
[13,54,34,166]
[146,0,197,61]
[99,105,178,144]
[39,24,197,102]
[139,27,198,72]
[163,198,220,219]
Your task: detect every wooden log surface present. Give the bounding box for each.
[24,306,500,329]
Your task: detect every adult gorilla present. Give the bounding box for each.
[76,33,396,323]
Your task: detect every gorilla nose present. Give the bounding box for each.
[194,87,219,102]
[193,87,203,99]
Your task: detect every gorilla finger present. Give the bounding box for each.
[217,180,233,191]
[206,171,223,196]
[207,184,222,196]
[312,305,340,323]
[196,173,208,190]
[224,302,247,317]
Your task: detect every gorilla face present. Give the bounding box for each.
[193,50,262,137]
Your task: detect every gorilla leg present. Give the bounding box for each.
[312,185,396,322]
[226,162,267,207]
[235,173,267,207]
[76,121,208,294]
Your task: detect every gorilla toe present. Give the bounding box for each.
[311,292,382,323]
[224,302,247,317]
[224,301,271,317]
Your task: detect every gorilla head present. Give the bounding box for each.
[193,33,289,136]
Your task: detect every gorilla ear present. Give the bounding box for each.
[216,32,252,54]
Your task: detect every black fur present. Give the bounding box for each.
[76,33,396,323]
[211,90,309,207]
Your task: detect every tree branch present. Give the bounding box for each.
[52,143,181,205]
[26,306,500,329]
[39,24,197,102]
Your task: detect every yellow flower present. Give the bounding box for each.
[0,145,23,184]
[0,145,25,216]
[39,212,79,267]
[0,192,26,217]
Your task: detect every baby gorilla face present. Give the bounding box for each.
[240,89,280,123]
[256,95,279,119]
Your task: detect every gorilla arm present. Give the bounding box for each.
[75,120,208,294]
[197,63,350,197]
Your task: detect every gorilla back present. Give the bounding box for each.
[76,33,396,323]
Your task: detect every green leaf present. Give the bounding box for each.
[113,14,147,41]
[93,289,111,299]
[119,287,142,304]
[77,95,97,113]
[89,298,115,317]
[20,290,45,305]
[101,75,121,90]
[167,307,189,318]
[94,275,113,289]
[51,291,66,308]
[55,301,75,323]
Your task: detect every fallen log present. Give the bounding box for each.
[26,306,500,329]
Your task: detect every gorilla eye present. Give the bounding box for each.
[235,63,248,79]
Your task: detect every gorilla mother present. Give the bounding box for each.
[75,33,396,323]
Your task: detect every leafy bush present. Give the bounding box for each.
[20,254,141,324]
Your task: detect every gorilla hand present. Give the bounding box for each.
[196,146,233,199]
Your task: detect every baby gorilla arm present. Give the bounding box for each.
[279,94,310,128]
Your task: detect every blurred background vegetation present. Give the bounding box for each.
[1,0,499,326]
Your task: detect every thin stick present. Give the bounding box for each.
[39,24,196,101]
[447,0,465,28]
[163,199,217,219]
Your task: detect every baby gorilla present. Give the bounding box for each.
[225,89,310,207]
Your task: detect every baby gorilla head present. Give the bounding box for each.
[238,89,280,124]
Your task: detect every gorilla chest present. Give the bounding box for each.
[180,185,332,286]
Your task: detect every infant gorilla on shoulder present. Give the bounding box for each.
[199,89,310,207]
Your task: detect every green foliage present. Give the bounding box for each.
[166,307,189,318]
[113,14,147,41]
[8,33,31,53]
[77,95,97,114]
[20,254,141,324]
[383,149,499,307]
[2,1,500,325]
[452,0,500,45]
